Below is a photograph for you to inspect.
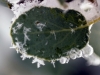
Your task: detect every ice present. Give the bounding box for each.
[16,22,23,29]
[35,22,46,31]
[80,1,93,11]
[67,49,77,59]
[85,53,100,66]
[59,57,67,64]
[8,0,99,67]
[82,43,93,57]
[32,57,45,68]
[23,27,31,45]
[20,50,32,59]
[15,42,22,50]
[8,0,20,4]
[20,53,27,60]
[12,27,17,34]
[50,31,57,40]
[10,43,16,49]
[66,57,70,63]
[66,0,100,21]
[66,48,82,60]
[51,60,55,68]
[89,24,93,33]
[76,50,83,58]
[12,22,23,34]
[8,0,100,22]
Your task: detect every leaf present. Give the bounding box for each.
[10,6,89,60]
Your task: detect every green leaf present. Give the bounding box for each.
[10,6,89,60]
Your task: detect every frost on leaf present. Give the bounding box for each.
[9,0,100,67]
[10,6,91,64]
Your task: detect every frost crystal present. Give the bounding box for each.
[23,27,31,45]
[59,57,67,64]
[35,21,46,31]
[68,49,77,59]
[51,60,55,68]
[8,0,20,4]
[12,27,17,34]
[16,22,23,29]
[82,43,93,57]
[32,57,45,68]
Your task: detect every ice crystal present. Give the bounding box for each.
[32,57,45,68]
[35,21,46,31]
[59,57,67,64]
[82,43,93,57]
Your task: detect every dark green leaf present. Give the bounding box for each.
[10,7,89,60]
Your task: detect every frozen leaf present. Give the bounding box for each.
[10,6,89,61]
